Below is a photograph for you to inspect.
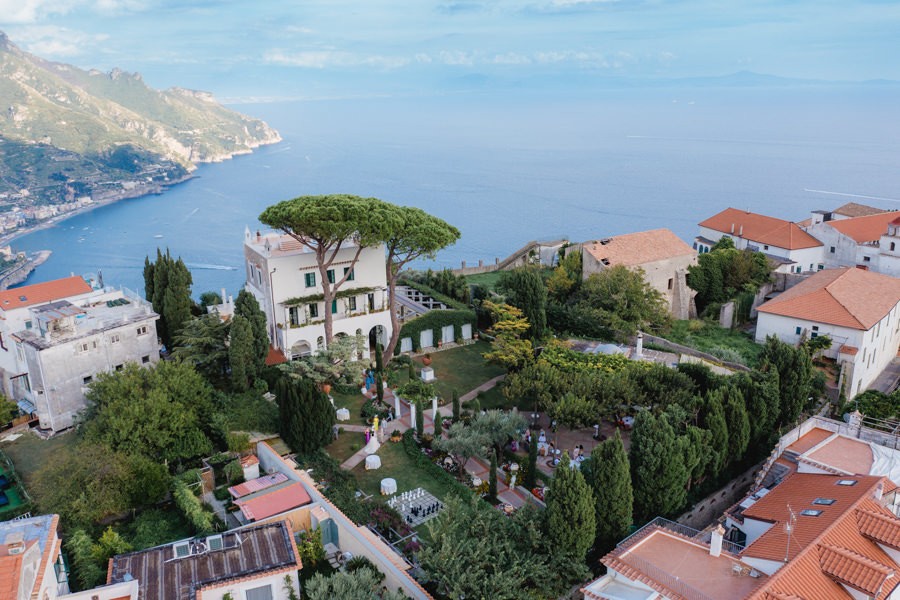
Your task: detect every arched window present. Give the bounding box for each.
[316,336,325,350]
[892,242,896,252]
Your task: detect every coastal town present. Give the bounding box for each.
[3,193,900,599]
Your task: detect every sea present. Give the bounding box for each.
[8,85,900,297]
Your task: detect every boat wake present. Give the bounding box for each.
[186,263,238,271]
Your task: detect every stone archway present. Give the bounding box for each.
[368,325,386,351]
[290,340,312,359]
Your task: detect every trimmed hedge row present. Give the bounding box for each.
[395,309,477,354]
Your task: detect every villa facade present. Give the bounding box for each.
[242,228,392,359]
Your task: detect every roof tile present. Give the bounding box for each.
[756,267,900,330]
[817,543,895,597]
[699,208,822,250]
[583,228,696,267]
[827,211,900,244]
[0,276,91,311]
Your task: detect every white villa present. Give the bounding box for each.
[243,228,392,360]
[0,276,159,432]
[755,267,900,399]
[696,207,824,273]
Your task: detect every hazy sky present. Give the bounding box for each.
[2,0,899,100]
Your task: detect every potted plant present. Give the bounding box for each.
[422,353,432,367]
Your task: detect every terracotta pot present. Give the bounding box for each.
[422,356,432,367]
[320,383,332,395]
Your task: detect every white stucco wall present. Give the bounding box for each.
[23,315,159,431]
[697,228,823,273]
[756,305,900,399]
[244,235,392,357]
[201,572,298,600]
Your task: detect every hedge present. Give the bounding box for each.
[173,480,215,535]
[395,309,477,354]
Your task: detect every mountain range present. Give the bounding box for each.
[0,31,280,211]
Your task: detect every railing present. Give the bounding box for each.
[618,517,743,556]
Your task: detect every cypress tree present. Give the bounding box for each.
[702,391,730,477]
[497,267,548,342]
[144,249,193,350]
[277,376,335,455]
[433,409,443,437]
[489,449,498,500]
[452,389,460,421]
[525,433,538,489]
[375,371,384,404]
[408,362,416,381]
[630,411,689,521]
[723,386,750,462]
[586,431,633,550]
[234,290,269,375]
[228,315,255,392]
[546,451,596,561]
[375,343,384,373]
[415,400,424,438]
[761,336,813,427]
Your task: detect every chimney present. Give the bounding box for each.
[739,225,743,236]
[4,532,25,555]
[709,525,725,557]
[875,481,884,502]
[635,332,644,358]
[221,288,226,305]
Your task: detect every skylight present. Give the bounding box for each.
[813,498,836,505]
[837,479,858,486]
[801,509,823,517]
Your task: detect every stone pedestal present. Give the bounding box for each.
[394,395,402,419]
[432,396,439,423]
[409,403,416,431]
[421,367,435,382]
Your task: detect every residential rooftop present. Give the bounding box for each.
[0,514,60,600]
[108,521,300,600]
[699,207,822,250]
[15,290,155,349]
[832,202,892,219]
[825,211,900,244]
[233,481,312,523]
[756,267,900,330]
[598,520,767,600]
[582,228,696,268]
[0,275,92,311]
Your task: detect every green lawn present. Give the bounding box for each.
[412,342,505,401]
[663,320,763,367]
[465,271,505,292]
[326,430,366,463]
[1,431,78,489]
[352,441,456,504]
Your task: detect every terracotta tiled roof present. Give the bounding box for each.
[699,208,822,250]
[234,481,311,521]
[785,427,834,455]
[741,474,883,563]
[840,345,860,356]
[827,211,900,243]
[857,508,900,550]
[583,228,696,267]
[0,547,26,600]
[265,345,288,366]
[756,267,900,330]
[833,202,891,219]
[817,544,895,597]
[804,435,874,475]
[0,276,91,311]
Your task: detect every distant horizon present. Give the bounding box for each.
[1,2,899,100]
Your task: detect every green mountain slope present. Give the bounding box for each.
[0,31,280,213]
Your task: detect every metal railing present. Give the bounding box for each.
[617,517,743,556]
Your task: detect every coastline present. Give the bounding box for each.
[0,173,195,248]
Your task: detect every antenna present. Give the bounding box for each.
[783,504,796,563]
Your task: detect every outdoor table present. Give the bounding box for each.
[380,478,397,495]
[336,408,350,421]
[365,455,382,470]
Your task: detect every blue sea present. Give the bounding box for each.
[8,86,900,297]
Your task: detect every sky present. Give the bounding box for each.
[1,0,899,100]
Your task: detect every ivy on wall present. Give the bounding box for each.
[395,309,477,354]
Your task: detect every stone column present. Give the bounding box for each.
[409,401,416,431]
[432,396,439,424]
[394,394,402,419]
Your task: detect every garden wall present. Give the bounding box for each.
[675,462,761,530]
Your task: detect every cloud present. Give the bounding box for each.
[0,0,77,24]
[7,25,109,57]
[263,50,410,69]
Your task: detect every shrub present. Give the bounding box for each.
[361,398,391,421]
[173,480,215,534]
[213,486,232,501]
[224,460,244,484]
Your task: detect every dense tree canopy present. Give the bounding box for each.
[630,410,689,521]
[82,361,215,463]
[143,248,193,349]
[482,301,534,371]
[569,265,670,335]
[687,238,771,315]
[498,267,549,341]
[234,289,269,375]
[276,376,335,455]
[585,431,633,550]
[545,452,596,561]
[172,312,230,383]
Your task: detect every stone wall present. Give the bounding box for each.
[675,462,761,530]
